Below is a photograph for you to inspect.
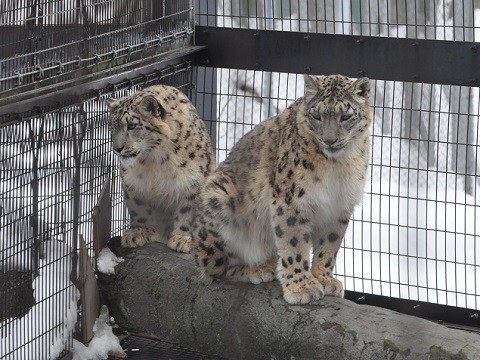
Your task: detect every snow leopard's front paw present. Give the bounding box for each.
[121,227,159,248]
[281,273,325,305]
[226,261,276,284]
[168,232,192,253]
[314,274,344,298]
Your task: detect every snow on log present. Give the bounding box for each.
[97,239,480,360]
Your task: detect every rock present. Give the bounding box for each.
[0,269,35,321]
[98,239,480,360]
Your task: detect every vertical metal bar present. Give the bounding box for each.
[445,84,453,305]
[27,115,45,278]
[262,1,273,120]
[416,82,424,301]
[69,107,85,289]
[194,0,217,150]
[474,86,479,310]
[398,80,405,298]
[387,79,395,297]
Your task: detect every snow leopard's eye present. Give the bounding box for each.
[127,123,137,130]
[309,109,322,121]
[340,114,353,122]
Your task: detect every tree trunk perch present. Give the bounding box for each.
[97,240,480,360]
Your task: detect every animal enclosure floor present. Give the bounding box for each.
[108,334,225,360]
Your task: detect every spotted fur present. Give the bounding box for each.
[106,85,214,252]
[192,74,371,304]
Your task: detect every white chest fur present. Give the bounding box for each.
[122,161,194,208]
[304,159,366,228]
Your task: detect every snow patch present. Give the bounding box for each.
[49,294,79,360]
[97,248,124,275]
[72,305,124,360]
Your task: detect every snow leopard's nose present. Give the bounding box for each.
[114,145,124,153]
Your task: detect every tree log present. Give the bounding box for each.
[98,240,480,360]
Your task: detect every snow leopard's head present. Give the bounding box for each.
[303,74,371,158]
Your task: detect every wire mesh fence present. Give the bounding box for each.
[0,0,196,359]
[193,0,480,312]
[0,62,194,360]
[0,94,117,359]
[116,334,226,360]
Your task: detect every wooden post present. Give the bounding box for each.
[93,177,112,265]
[79,177,111,342]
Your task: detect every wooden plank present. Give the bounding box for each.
[78,177,112,342]
[93,177,112,264]
[79,235,100,343]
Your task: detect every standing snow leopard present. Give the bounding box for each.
[106,85,214,252]
[192,74,371,304]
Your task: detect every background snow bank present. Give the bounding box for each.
[335,132,480,309]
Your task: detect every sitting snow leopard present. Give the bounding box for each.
[106,85,214,252]
[192,74,371,304]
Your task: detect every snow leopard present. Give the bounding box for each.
[192,74,371,304]
[106,85,214,252]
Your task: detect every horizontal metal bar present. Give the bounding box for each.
[0,46,204,120]
[195,26,480,87]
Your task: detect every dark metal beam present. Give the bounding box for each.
[345,291,480,331]
[195,26,480,87]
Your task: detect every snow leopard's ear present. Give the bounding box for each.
[350,77,370,103]
[105,98,121,110]
[139,95,166,119]
[303,74,320,101]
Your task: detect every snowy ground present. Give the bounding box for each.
[0,244,125,360]
[339,176,480,309]
[72,305,124,360]
[1,240,78,360]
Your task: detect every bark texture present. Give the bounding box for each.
[98,240,480,360]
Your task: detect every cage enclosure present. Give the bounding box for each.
[1,0,480,359]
